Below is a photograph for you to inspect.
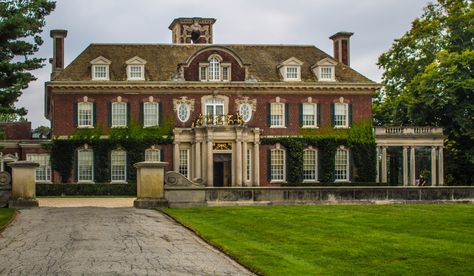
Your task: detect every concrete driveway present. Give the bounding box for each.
[0,204,253,275]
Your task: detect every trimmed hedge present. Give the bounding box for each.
[36,183,136,196]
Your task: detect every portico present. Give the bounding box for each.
[375,127,445,186]
[173,126,261,187]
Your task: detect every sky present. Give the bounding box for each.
[17,0,432,128]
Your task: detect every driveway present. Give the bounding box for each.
[0,206,253,275]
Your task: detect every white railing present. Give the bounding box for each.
[375,127,443,136]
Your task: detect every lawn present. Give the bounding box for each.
[0,208,15,231]
[162,205,474,276]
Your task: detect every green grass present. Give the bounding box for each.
[162,205,474,276]
[0,208,16,230]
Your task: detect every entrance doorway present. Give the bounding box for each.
[213,154,232,187]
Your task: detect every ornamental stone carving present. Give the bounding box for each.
[173,96,195,112]
[235,97,257,112]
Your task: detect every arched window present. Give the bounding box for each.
[335,146,349,181]
[208,57,220,81]
[303,148,318,181]
[111,149,127,182]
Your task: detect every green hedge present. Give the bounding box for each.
[283,182,387,187]
[36,183,136,196]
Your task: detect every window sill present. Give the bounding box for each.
[110,181,128,184]
[302,180,319,183]
[333,126,350,129]
[111,126,127,128]
[77,181,95,184]
[143,125,160,128]
[302,126,319,129]
[270,180,287,183]
[77,126,94,129]
[334,179,350,183]
[269,126,287,129]
[91,78,109,81]
[36,181,53,184]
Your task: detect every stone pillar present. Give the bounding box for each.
[381,146,388,183]
[438,147,444,185]
[410,146,416,186]
[206,139,213,186]
[236,139,243,186]
[8,161,39,208]
[375,146,380,183]
[403,146,409,186]
[431,146,437,186]
[242,141,248,186]
[253,142,260,186]
[173,142,179,172]
[194,139,202,179]
[191,142,195,179]
[134,161,168,208]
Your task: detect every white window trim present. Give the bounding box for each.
[221,63,231,82]
[111,102,127,128]
[77,149,94,183]
[110,150,127,184]
[270,148,286,183]
[127,64,145,81]
[302,103,318,128]
[145,148,161,161]
[334,103,349,129]
[208,56,221,82]
[318,66,335,82]
[239,103,253,123]
[90,56,111,81]
[312,57,337,82]
[92,65,109,80]
[26,154,52,183]
[285,66,300,81]
[270,102,286,128]
[199,65,208,82]
[279,57,303,82]
[246,148,252,182]
[179,149,190,179]
[177,103,190,123]
[143,101,159,127]
[302,148,318,183]
[334,147,350,182]
[77,101,93,128]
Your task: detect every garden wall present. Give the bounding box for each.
[164,186,474,207]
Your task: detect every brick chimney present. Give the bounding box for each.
[169,17,216,44]
[50,29,68,80]
[329,32,353,66]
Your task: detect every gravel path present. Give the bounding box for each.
[0,207,253,275]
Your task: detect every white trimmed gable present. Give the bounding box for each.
[90,56,111,65]
[90,56,111,80]
[278,57,304,81]
[126,56,146,81]
[125,56,147,65]
[312,57,337,82]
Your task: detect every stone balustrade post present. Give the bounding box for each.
[8,161,39,208]
[133,161,169,209]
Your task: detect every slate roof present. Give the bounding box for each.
[54,44,374,83]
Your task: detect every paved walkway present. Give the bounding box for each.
[38,197,135,208]
[0,206,253,275]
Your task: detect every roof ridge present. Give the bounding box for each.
[89,43,318,47]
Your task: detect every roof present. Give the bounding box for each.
[54,44,374,83]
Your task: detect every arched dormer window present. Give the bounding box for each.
[199,55,231,82]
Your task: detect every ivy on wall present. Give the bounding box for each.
[262,121,376,185]
[48,117,174,183]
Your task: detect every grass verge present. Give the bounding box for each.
[162,205,474,276]
[0,208,16,232]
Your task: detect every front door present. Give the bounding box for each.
[213,154,232,187]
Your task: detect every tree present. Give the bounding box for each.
[0,0,56,117]
[32,125,50,138]
[375,0,474,185]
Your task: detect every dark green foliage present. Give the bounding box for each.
[262,122,376,184]
[0,0,56,117]
[36,183,136,196]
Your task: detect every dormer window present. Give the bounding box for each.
[126,56,146,81]
[199,55,231,82]
[278,57,303,82]
[312,57,337,82]
[90,56,111,80]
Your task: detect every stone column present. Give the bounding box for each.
[381,146,388,183]
[375,146,380,183]
[410,146,416,186]
[235,139,243,186]
[194,139,202,180]
[173,141,179,172]
[134,161,168,208]
[403,146,409,186]
[242,141,248,186]
[253,142,260,186]
[438,147,444,185]
[8,161,40,208]
[191,142,195,179]
[431,146,437,186]
[206,138,213,186]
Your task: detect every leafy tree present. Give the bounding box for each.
[32,125,50,138]
[0,0,56,117]
[375,0,474,185]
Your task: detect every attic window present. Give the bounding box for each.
[90,56,111,81]
[199,55,231,82]
[320,66,334,81]
[312,57,337,82]
[279,57,303,82]
[286,66,299,80]
[126,56,146,81]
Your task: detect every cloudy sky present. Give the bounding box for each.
[18,0,431,127]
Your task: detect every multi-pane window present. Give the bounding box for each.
[335,147,349,181]
[334,103,348,128]
[111,150,126,182]
[78,102,93,128]
[128,65,144,80]
[112,102,127,127]
[199,66,208,81]
[222,66,230,81]
[177,104,190,122]
[246,149,252,182]
[270,149,285,181]
[179,149,190,178]
[270,103,284,127]
[145,148,161,161]
[27,154,51,182]
[78,149,93,182]
[303,149,318,181]
[302,103,317,127]
[286,66,299,80]
[92,65,108,80]
[320,66,334,80]
[239,103,252,123]
[205,98,225,124]
[144,102,159,127]
[209,57,220,81]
